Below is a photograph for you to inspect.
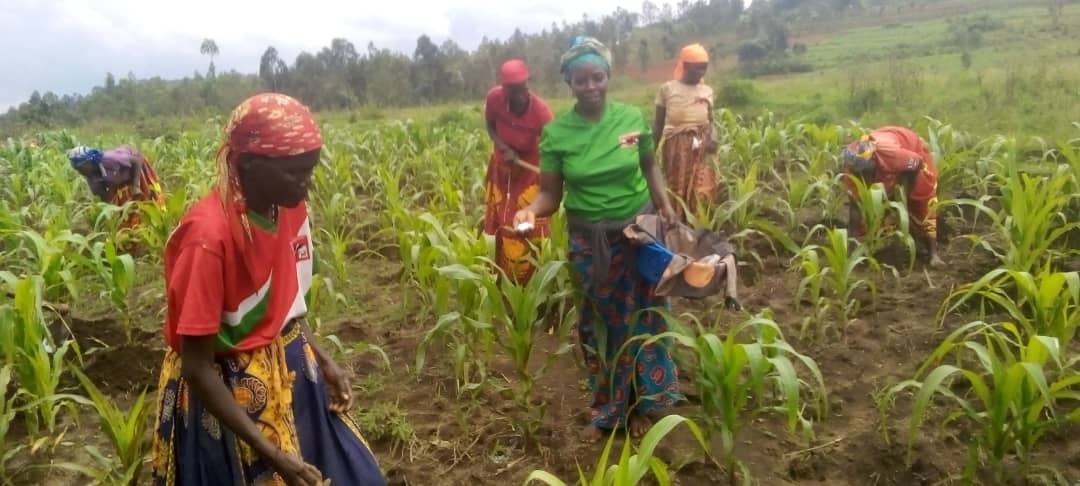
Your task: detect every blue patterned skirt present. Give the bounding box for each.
[569,233,681,429]
[150,321,385,485]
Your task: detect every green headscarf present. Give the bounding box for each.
[560,36,612,83]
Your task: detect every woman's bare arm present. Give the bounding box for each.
[180,335,283,462]
[524,172,564,219]
[652,106,666,156]
[640,150,675,218]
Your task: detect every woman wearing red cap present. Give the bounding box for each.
[483,59,555,283]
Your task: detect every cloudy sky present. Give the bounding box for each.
[0,0,638,110]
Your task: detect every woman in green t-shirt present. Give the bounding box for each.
[513,36,681,443]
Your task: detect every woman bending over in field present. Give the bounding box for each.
[482,59,554,284]
[150,93,385,486]
[843,126,945,267]
[513,36,682,443]
[68,144,165,229]
[652,43,720,223]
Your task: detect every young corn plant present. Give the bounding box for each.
[925,118,1000,198]
[485,260,574,442]
[0,365,27,481]
[14,229,92,303]
[55,368,153,486]
[938,267,1078,350]
[694,163,798,263]
[134,184,191,261]
[85,238,136,341]
[416,213,492,318]
[640,310,827,485]
[946,164,1079,274]
[415,262,497,398]
[0,274,82,436]
[793,226,883,339]
[887,321,1080,484]
[771,162,831,233]
[522,415,712,486]
[845,176,916,270]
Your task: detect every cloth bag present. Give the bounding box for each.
[623,214,736,299]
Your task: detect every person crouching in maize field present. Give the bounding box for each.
[842,126,946,267]
[68,144,165,230]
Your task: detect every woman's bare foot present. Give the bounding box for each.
[628,414,652,438]
[580,424,605,443]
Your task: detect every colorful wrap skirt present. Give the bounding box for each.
[569,231,681,429]
[151,321,385,485]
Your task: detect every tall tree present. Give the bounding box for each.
[660,2,675,21]
[412,35,448,102]
[638,39,651,74]
[259,46,287,91]
[200,38,220,78]
[320,38,359,69]
[1048,0,1066,28]
[642,1,659,24]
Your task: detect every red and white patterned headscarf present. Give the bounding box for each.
[216,93,323,244]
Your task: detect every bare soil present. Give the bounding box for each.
[8,217,1079,486]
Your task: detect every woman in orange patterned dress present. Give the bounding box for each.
[483,59,555,283]
[652,44,719,223]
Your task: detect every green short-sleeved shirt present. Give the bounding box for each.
[539,101,654,223]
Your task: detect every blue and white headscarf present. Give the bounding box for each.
[67,145,103,169]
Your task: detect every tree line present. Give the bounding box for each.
[1,0,921,135]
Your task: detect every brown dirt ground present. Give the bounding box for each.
[8,214,1079,486]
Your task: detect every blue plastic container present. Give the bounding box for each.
[638,241,674,285]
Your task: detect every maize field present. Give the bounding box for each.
[1,111,1078,485]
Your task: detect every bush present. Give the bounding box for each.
[739,57,814,77]
[961,51,973,69]
[793,43,808,55]
[737,41,769,64]
[946,15,1006,48]
[806,106,837,125]
[358,106,386,122]
[716,79,756,107]
[847,78,883,115]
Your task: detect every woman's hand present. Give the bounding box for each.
[318,355,352,414]
[705,135,720,154]
[512,209,536,234]
[501,147,519,166]
[271,449,324,486]
[660,205,679,225]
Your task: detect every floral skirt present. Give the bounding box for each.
[150,322,385,485]
[569,233,681,429]
[661,128,719,223]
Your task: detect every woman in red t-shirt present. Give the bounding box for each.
[483,59,554,284]
[150,93,384,486]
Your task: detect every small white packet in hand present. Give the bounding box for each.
[515,222,534,233]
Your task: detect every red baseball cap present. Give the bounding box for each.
[500,59,530,85]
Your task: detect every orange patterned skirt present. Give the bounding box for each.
[660,126,719,223]
[483,153,550,284]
